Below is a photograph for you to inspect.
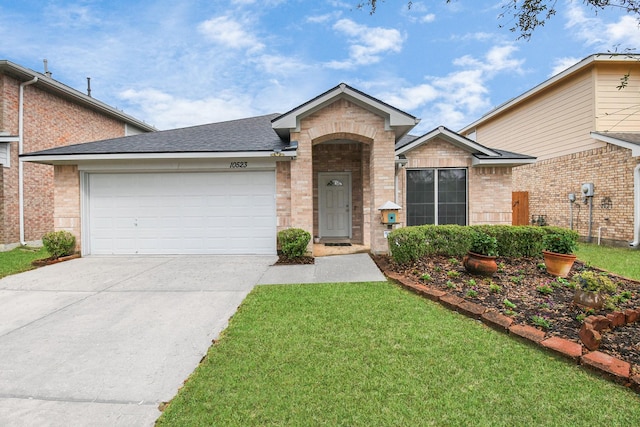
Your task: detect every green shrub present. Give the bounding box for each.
[387,226,428,263]
[423,225,474,257]
[388,224,580,265]
[543,230,578,255]
[571,270,617,294]
[469,231,498,256]
[42,230,76,259]
[479,225,545,257]
[277,228,311,258]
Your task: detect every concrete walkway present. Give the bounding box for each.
[258,253,386,284]
[0,253,385,426]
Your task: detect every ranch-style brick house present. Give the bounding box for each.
[22,83,534,256]
[0,60,155,250]
[460,53,640,247]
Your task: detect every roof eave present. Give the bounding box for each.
[0,60,156,132]
[471,157,537,167]
[590,131,640,157]
[20,150,297,165]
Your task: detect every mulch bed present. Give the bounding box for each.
[31,253,81,266]
[373,254,640,375]
[274,254,315,265]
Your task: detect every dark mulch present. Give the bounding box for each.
[374,254,640,374]
[31,253,81,267]
[274,254,315,265]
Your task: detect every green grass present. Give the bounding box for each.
[575,242,640,280]
[0,246,49,279]
[158,282,640,426]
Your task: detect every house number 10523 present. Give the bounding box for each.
[229,161,248,168]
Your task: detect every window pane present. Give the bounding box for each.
[406,170,434,226]
[437,169,467,225]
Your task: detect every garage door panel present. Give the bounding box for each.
[88,171,276,255]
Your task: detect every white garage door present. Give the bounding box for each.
[87,171,276,255]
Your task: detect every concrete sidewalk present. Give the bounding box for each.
[257,253,386,285]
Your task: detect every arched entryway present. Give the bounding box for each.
[312,139,369,244]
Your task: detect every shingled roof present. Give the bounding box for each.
[22,114,286,158]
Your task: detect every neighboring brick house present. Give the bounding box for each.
[22,83,533,256]
[459,54,640,247]
[0,60,155,250]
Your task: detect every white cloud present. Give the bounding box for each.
[453,45,524,75]
[325,19,404,69]
[605,15,640,47]
[119,88,256,130]
[253,54,312,76]
[198,16,265,52]
[550,56,582,76]
[385,45,524,132]
[401,1,436,23]
[565,3,640,49]
[379,84,439,111]
[421,14,436,23]
[45,3,99,29]
[307,12,342,24]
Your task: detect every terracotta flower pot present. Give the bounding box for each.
[542,250,577,278]
[463,252,497,277]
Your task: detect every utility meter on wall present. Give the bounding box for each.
[581,183,594,197]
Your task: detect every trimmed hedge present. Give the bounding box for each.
[277,228,311,258]
[42,230,76,259]
[388,224,579,264]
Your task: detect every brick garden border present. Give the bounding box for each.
[382,270,640,393]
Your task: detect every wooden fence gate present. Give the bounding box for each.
[512,191,529,226]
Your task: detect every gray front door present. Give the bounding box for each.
[319,172,352,238]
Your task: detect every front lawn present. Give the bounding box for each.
[0,246,48,279]
[576,243,640,280]
[158,282,639,426]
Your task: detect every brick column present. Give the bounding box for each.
[289,131,314,250]
[370,131,396,253]
[54,165,81,251]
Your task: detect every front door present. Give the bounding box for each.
[319,172,351,238]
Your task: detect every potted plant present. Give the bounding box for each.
[463,231,498,276]
[542,232,577,277]
[571,270,617,309]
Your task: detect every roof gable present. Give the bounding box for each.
[271,83,419,140]
[460,53,640,134]
[396,126,535,167]
[0,60,155,132]
[396,126,498,156]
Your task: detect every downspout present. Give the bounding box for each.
[19,76,38,246]
[631,163,640,247]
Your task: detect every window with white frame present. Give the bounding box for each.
[406,168,467,226]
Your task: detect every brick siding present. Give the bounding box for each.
[285,98,396,253]
[0,74,127,248]
[398,138,513,225]
[513,144,639,244]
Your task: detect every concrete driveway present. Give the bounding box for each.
[0,255,277,426]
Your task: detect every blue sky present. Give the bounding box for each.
[1,0,640,133]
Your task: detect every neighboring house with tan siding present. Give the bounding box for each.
[459,54,640,247]
[22,84,534,256]
[0,60,155,250]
